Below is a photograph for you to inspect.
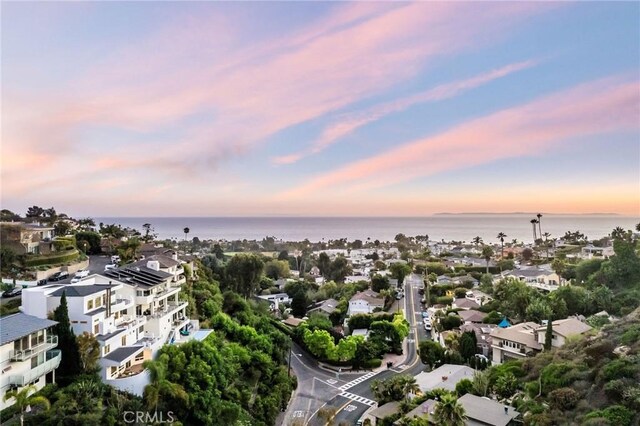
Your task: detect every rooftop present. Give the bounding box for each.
[458,394,520,426]
[103,345,144,364]
[491,322,541,350]
[370,401,401,419]
[537,318,592,337]
[50,284,115,298]
[0,313,57,346]
[414,364,475,392]
[104,266,172,288]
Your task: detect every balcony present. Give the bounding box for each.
[9,350,61,386]
[10,335,58,361]
[111,296,134,310]
[149,301,188,319]
[116,315,147,329]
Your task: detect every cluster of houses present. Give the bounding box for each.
[0,244,201,410]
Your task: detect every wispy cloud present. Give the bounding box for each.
[279,75,639,199]
[272,60,537,165]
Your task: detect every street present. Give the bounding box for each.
[282,273,428,426]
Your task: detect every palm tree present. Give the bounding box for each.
[496,232,507,259]
[143,357,188,412]
[3,385,50,426]
[536,213,543,239]
[542,232,551,260]
[472,236,483,248]
[530,219,538,242]
[400,376,421,403]
[183,227,190,242]
[432,393,467,426]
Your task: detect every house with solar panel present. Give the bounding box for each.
[0,313,60,410]
[20,260,191,395]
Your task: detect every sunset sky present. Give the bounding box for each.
[2,2,639,217]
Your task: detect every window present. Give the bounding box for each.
[95,297,102,307]
[135,352,144,362]
[104,344,111,355]
[94,324,99,334]
[121,336,127,346]
[87,299,94,310]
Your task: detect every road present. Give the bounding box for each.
[282,273,428,426]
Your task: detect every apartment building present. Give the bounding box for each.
[21,261,190,395]
[0,313,60,410]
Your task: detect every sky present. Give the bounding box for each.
[1,1,639,217]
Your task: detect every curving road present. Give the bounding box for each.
[281,273,428,426]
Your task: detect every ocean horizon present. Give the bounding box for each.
[95,214,640,244]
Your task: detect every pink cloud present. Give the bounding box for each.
[272,60,537,165]
[2,2,558,208]
[278,76,639,199]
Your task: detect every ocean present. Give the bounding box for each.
[95,215,640,243]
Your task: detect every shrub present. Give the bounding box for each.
[455,378,473,396]
[548,387,579,410]
[602,359,639,382]
[620,325,640,346]
[585,405,634,426]
[604,379,628,401]
[436,296,453,305]
[362,359,382,369]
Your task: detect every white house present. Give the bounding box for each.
[21,265,191,395]
[256,293,291,310]
[534,318,592,349]
[414,364,475,393]
[0,313,60,411]
[347,290,384,316]
[581,245,615,260]
[504,268,561,291]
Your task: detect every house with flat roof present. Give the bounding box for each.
[0,313,60,411]
[21,269,191,395]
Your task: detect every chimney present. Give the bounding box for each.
[106,282,112,318]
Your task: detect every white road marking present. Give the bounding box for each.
[293,410,305,418]
[339,392,376,407]
[345,405,357,412]
[326,379,338,385]
[338,371,379,391]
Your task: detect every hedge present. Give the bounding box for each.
[362,358,382,369]
[24,249,80,267]
[454,265,502,274]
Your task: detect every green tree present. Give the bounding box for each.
[0,209,21,221]
[494,372,518,399]
[544,319,553,351]
[497,232,507,259]
[389,262,412,285]
[372,274,390,292]
[481,246,494,274]
[459,331,477,361]
[52,291,81,385]
[471,370,490,397]
[3,384,50,426]
[328,256,352,282]
[400,376,420,402]
[317,252,331,277]
[303,329,335,360]
[143,355,189,412]
[526,298,552,323]
[418,340,445,369]
[225,254,265,298]
[432,393,466,426]
[77,331,101,373]
[264,260,290,280]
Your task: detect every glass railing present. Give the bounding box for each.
[10,350,61,386]
[10,335,58,361]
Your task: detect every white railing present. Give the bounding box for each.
[10,335,58,361]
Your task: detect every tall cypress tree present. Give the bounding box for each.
[53,291,81,384]
[544,319,553,351]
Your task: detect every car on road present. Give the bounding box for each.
[395,291,404,300]
[37,279,48,286]
[74,269,90,278]
[70,277,86,283]
[421,311,429,318]
[48,271,69,282]
[424,322,432,331]
[111,255,120,263]
[104,264,118,272]
[2,288,22,298]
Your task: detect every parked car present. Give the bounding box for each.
[421,311,429,318]
[74,269,90,278]
[104,264,118,272]
[424,322,432,331]
[395,292,404,300]
[111,255,121,263]
[70,277,85,283]
[48,271,69,282]
[2,288,22,298]
[37,279,48,286]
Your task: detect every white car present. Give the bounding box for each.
[104,264,118,272]
[70,277,84,283]
[424,322,432,331]
[111,255,121,263]
[74,269,90,278]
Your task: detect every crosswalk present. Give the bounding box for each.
[338,371,378,391]
[339,391,376,407]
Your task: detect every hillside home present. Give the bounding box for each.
[0,222,56,255]
[21,268,190,395]
[534,318,592,349]
[504,268,561,291]
[414,364,475,393]
[347,290,384,315]
[460,323,496,357]
[0,313,60,411]
[581,244,615,259]
[490,322,541,364]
